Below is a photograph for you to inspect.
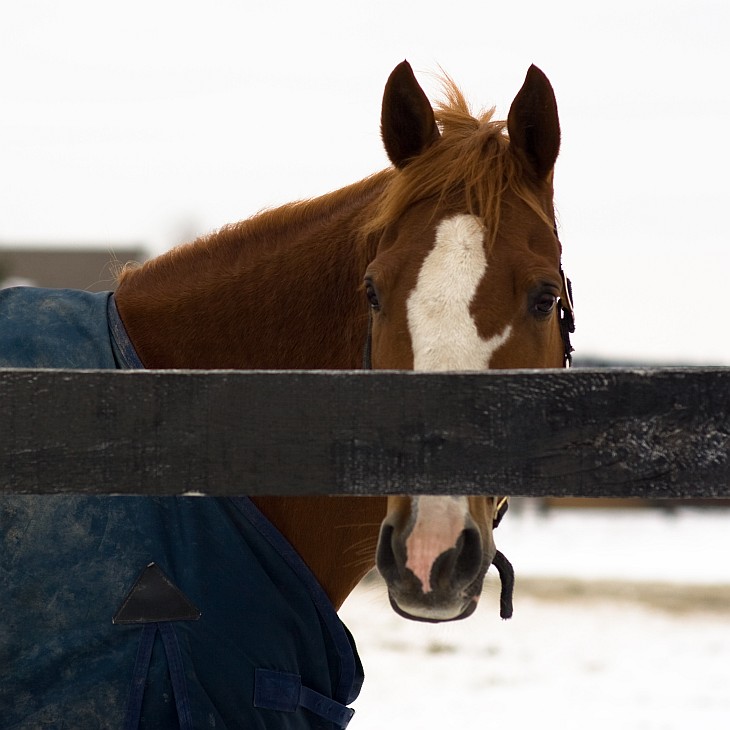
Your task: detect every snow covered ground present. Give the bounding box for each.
[339,504,730,729]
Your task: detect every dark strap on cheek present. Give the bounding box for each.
[362,307,373,370]
[559,269,575,368]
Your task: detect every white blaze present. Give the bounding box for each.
[403,214,510,597]
[406,213,511,371]
[405,496,469,594]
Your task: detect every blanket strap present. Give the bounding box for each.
[123,622,194,730]
[108,294,145,369]
[254,668,356,728]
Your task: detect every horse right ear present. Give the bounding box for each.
[507,65,560,181]
[381,60,440,169]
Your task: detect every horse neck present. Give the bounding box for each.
[251,496,386,610]
[115,174,387,369]
[115,173,389,608]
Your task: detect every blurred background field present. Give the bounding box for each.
[2,1,729,365]
[340,503,730,729]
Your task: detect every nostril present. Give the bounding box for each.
[431,526,483,591]
[456,527,482,581]
[376,524,398,582]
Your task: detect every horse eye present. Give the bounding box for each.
[364,279,381,310]
[533,293,557,316]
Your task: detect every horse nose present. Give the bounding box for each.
[376,520,484,597]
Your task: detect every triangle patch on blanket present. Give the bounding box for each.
[113,562,201,624]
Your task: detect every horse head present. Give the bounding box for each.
[365,61,568,622]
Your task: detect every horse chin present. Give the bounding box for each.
[386,593,480,623]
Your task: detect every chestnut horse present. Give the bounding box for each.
[114,61,571,623]
[0,62,573,726]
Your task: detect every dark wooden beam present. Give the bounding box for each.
[1,368,728,497]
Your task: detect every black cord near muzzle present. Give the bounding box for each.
[492,550,514,619]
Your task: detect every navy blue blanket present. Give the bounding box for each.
[0,287,363,729]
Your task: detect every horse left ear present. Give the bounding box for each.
[507,65,561,181]
[381,60,441,169]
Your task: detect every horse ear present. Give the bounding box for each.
[507,65,560,181]
[381,60,440,169]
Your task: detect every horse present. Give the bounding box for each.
[0,61,573,728]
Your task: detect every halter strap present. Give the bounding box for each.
[559,267,575,368]
[362,308,373,370]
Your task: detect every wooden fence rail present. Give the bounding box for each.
[1,368,728,498]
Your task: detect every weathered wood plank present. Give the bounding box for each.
[1,368,728,497]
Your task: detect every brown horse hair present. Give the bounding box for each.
[117,170,392,289]
[360,74,555,250]
[118,75,553,296]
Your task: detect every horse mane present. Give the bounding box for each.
[119,171,390,286]
[211,171,390,262]
[361,75,553,248]
[119,74,552,290]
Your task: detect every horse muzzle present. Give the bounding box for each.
[376,496,514,622]
[375,497,487,622]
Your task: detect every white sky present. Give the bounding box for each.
[0,1,728,364]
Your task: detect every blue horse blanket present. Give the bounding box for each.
[0,287,363,729]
